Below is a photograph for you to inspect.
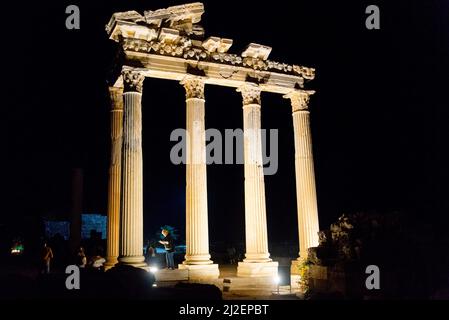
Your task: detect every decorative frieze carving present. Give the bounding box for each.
[293,65,315,80]
[122,69,145,93]
[121,38,315,80]
[237,84,261,105]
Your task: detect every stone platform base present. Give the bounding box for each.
[290,259,309,291]
[118,262,150,272]
[237,261,279,278]
[105,263,150,273]
[291,259,307,270]
[154,268,189,282]
[178,263,220,280]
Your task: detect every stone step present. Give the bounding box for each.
[214,277,279,290]
[154,269,189,282]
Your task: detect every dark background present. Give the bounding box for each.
[2,0,448,245]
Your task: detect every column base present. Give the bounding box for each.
[117,256,148,270]
[237,261,278,278]
[104,256,118,271]
[104,262,117,271]
[178,263,219,280]
[243,253,271,262]
[183,254,213,265]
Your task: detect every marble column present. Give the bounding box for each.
[105,86,123,270]
[117,69,147,268]
[237,83,278,277]
[284,90,320,263]
[178,76,219,280]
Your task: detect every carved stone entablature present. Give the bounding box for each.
[122,69,145,93]
[283,90,315,112]
[293,65,315,80]
[158,28,181,44]
[210,52,242,64]
[121,38,314,80]
[107,3,316,89]
[107,16,158,43]
[180,76,205,99]
[202,37,233,53]
[241,43,272,61]
[144,3,204,36]
[145,3,204,25]
[123,25,158,43]
[106,11,145,36]
[237,84,262,105]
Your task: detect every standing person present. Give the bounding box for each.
[77,246,87,268]
[159,229,175,270]
[145,241,156,266]
[41,242,54,274]
[227,245,237,264]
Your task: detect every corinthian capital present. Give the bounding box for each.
[237,83,261,105]
[108,87,123,111]
[122,69,145,93]
[283,90,315,112]
[180,76,205,99]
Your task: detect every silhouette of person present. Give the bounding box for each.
[41,242,54,274]
[159,229,175,270]
[145,241,156,266]
[227,246,237,264]
[77,246,87,268]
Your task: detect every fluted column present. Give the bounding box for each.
[178,76,218,280]
[118,69,147,268]
[284,90,320,261]
[237,83,277,277]
[105,86,123,270]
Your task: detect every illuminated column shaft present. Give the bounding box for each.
[285,90,320,259]
[238,84,271,262]
[118,70,146,267]
[182,77,213,265]
[105,87,123,269]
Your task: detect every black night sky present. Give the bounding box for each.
[2,0,449,245]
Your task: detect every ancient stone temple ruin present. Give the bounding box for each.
[104,2,320,280]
